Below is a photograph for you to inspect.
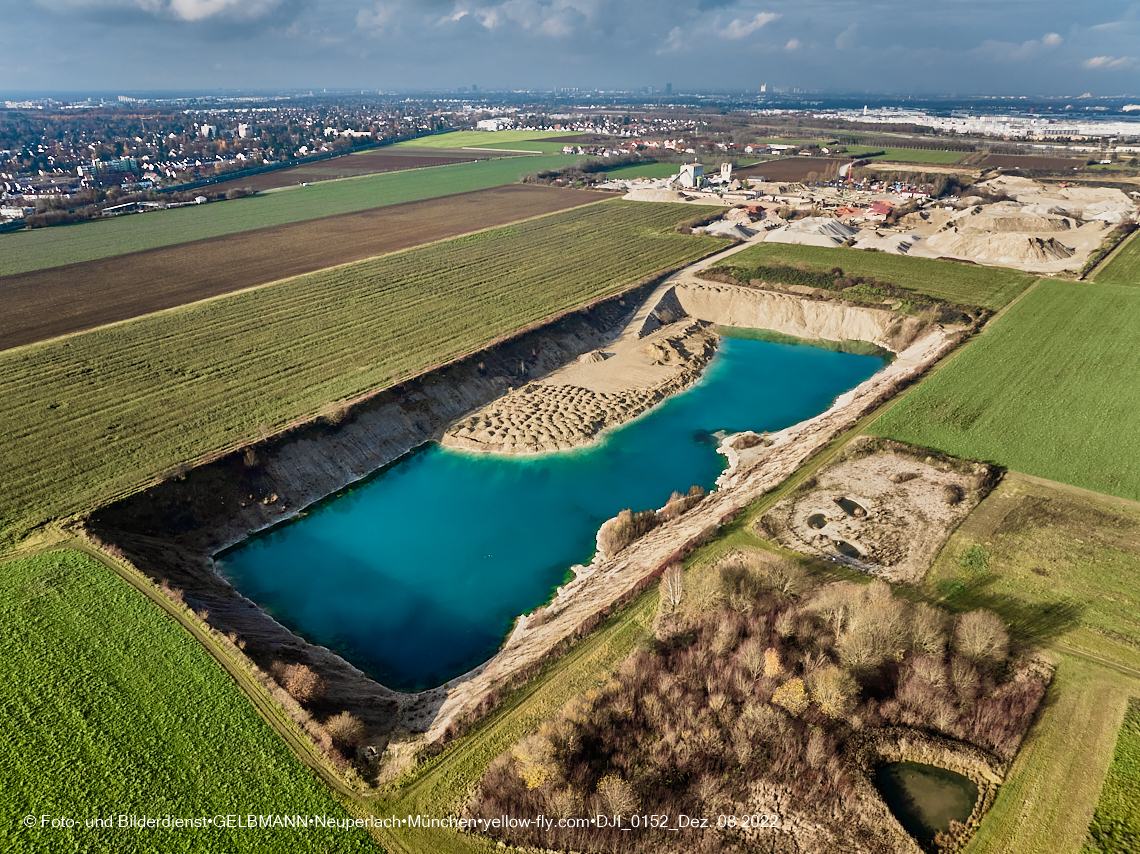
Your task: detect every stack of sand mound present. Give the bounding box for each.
[765,217,857,247]
[623,188,692,203]
[724,208,755,223]
[978,176,1137,222]
[577,350,608,364]
[700,221,756,240]
[947,204,1073,234]
[925,230,1074,265]
[853,230,922,254]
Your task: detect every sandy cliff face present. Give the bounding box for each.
[672,282,909,350]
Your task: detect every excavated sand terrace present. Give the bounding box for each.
[442,321,718,454]
[761,440,992,583]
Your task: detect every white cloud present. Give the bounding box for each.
[785,37,800,51]
[39,0,285,21]
[1042,32,1062,46]
[1084,55,1137,69]
[357,3,395,31]
[717,11,779,40]
[834,22,856,49]
[440,0,588,37]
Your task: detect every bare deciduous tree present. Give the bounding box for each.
[661,563,684,612]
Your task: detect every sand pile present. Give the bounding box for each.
[948,203,1073,234]
[443,323,719,454]
[765,217,857,247]
[700,221,756,240]
[624,188,692,203]
[977,176,1137,222]
[852,230,922,254]
[578,350,607,364]
[724,208,755,223]
[925,230,1074,265]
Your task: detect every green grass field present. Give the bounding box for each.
[715,242,1037,309]
[871,281,1140,502]
[1084,698,1140,853]
[0,201,723,546]
[0,155,578,277]
[1094,231,1140,286]
[601,162,681,179]
[962,656,1139,854]
[845,146,968,165]
[393,130,576,152]
[921,472,1140,854]
[924,471,1140,670]
[0,549,378,853]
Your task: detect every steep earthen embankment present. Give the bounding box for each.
[671,282,919,351]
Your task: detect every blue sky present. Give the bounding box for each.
[3,0,1139,94]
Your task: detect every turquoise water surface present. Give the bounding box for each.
[218,336,885,690]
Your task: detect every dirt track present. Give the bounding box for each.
[208,147,522,194]
[0,185,600,351]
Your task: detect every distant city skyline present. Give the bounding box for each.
[4,1,1139,96]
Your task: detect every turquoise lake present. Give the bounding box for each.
[217,335,886,691]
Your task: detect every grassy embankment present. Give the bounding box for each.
[393,130,577,153]
[1093,230,1140,286]
[713,242,1038,310]
[0,549,378,854]
[0,154,578,276]
[0,201,723,548]
[871,281,1140,502]
[1084,698,1140,853]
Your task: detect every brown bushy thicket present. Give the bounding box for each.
[600,485,708,554]
[270,661,327,703]
[467,551,1047,854]
[598,508,660,555]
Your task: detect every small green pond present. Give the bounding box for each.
[875,762,979,851]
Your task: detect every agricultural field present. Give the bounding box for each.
[920,470,1140,850]
[207,147,518,195]
[845,146,968,165]
[924,471,1140,671]
[0,154,578,277]
[715,242,1038,309]
[0,549,378,854]
[1093,230,1140,286]
[871,281,1140,502]
[975,153,1087,171]
[0,201,724,546]
[961,656,1139,854]
[600,161,681,180]
[1084,698,1140,853]
[392,130,576,152]
[1,185,599,350]
[737,157,850,182]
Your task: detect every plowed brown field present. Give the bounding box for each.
[0,185,600,351]
[209,147,521,194]
[737,157,848,181]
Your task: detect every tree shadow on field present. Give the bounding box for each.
[936,573,1085,647]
